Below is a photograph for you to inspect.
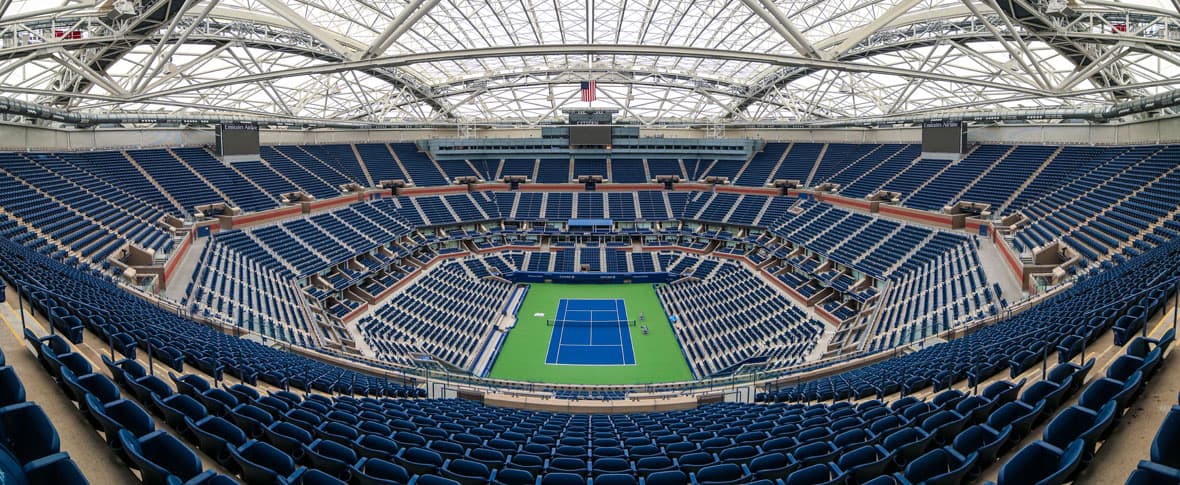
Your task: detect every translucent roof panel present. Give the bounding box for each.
[0,0,1178,124]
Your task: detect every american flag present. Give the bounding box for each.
[580,80,597,102]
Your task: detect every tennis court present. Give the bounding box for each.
[488,283,693,384]
[544,299,636,365]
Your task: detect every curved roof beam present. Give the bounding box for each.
[725,2,1180,118]
[133,44,1053,102]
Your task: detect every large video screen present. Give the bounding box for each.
[216,124,260,157]
[570,125,612,146]
[922,123,966,153]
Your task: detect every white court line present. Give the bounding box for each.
[553,299,567,364]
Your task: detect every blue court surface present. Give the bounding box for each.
[545,299,636,366]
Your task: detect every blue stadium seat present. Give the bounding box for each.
[644,470,689,485]
[119,429,205,485]
[354,434,399,460]
[230,440,306,484]
[86,394,155,456]
[1079,373,1142,414]
[186,415,247,470]
[784,463,846,485]
[1042,402,1117,459]
[303,438,358,479]
[951,424,1010,475]
[351,457,412,485]
[396,447,445,476]
[694,463,748,484]
[442,458,493,485]
[881,427,933,466]
[152,393,208,437]
[997,439,1085,485]
[902,446,976,485]
[987,400,1044,442]
[836,444,892,483]
[1147,405,1180,470]
[1127,461,1180,485]
[493,467,535,485]
[0,402,61,464]
[0,448,88,485]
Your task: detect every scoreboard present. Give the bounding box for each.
[921,122,967,154]
[215,124,260,157]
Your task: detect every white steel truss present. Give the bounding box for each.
[1,0,1179,125]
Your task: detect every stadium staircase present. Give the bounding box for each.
[435,197,464,223]
[1014,146,1168,255]
[258,157,306,194]
[721,196,744,222]
[348,145,376,186]
[270,147,340,194]
[0,171,125,259]
[836,145,919,197]
[997,146,1063,214]
[868,156,925,196]
[21,153,173,238]
[803,213,852,246]
[1014,146,1141,221]
[816,144,890,186]
[377,144,413,186]
[899,145,980,204]
[764,143,792,184]
[753,197,776,224]
[213,150,283,205]
[731,151,757,185]
[294,146,357,185]
[944,144,1017,205]
[121,150,187,216]
[803,144,828,187]
[509,194,522,219]
[884,231,938,275]
[165,148,237,207]
[279,225,335,263]
[1083,166,1180,260]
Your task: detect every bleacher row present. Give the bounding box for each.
[185,242,317,346]
[360,260,514,370]
[0,347,90,484]
[657,262,825,376]
[0,232,422,397]
[361,249,822,375]
[1010,144,1180,266]
[6,241,1177,485]
[2,141,1178,281]
[180,188,990,378]
[764,199,971,280]
[865,244,1002,352]
[762,235,1179,403]
[0,152,176,265]
[0,145,1176,485]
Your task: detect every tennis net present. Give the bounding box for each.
[546,319,637,327]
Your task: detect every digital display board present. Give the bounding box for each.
[216,124,260,157]
[921,122,966,154]
[569,125,612,146]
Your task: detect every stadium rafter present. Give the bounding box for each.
[1,0,1180,125]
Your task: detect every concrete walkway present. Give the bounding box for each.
[0,286,138,484]
[162,234,207,302]
[976,236,1024,304]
